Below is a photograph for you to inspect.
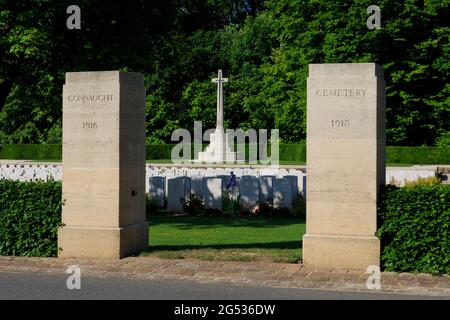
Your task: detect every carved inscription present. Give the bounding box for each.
[315,89,366,97]
[82,122,97,129]
[68,94,114,103]
[331,120,350,128]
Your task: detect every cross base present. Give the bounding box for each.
[196,129,243,164]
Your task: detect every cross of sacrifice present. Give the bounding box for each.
[212,69,228,132]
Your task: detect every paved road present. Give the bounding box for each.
[0,272,447,300]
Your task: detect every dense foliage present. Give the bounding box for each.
[377,184,450,274]
[0,180,62,256]
[0,0,449,145]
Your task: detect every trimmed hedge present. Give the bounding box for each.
[0,144,61,161]
[279,142,306,162]
[146,144,174,160]
[386,146,450,165]
[377,184,450,274]
[1,144,449,164]
[0,180,62,257]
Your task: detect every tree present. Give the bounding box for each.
[0,0,448,145]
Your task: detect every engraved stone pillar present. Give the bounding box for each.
[58,71,148,258]
[303,63,385,270]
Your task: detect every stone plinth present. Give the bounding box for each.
[197,129,240,163]
[303,63,385,270]
[58,71,148,259]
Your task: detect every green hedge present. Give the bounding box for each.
[0,180,62,257]
[279,142,306,162]
[0,142,320,163]
[0,144,61,161]
[386,146,450,165]
[1,144,449,164]
[146,144,174,160]
[377,184,450,274]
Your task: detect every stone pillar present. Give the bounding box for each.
[303,63,385,270]
[58,71,148,259]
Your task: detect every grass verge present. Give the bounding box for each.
[142,215,306,263]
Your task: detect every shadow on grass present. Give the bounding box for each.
[147,240,302,252]
[148,215,306,230]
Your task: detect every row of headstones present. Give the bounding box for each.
[0,164,61,181]
[149,175,302,212]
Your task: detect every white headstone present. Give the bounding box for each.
[148,176,165,207]
[190,175,204,198]
[239,175,259,206]
[273,177,293,209]
[259,176,274,203]
[285,175,299,201]
[204,177,223,210]
[218,174,231,194]
[301,175,307,199]
[167,177,191,212]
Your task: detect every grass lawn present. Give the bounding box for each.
[142,215,306,263]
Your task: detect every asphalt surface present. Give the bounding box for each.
[0,272,447,300]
